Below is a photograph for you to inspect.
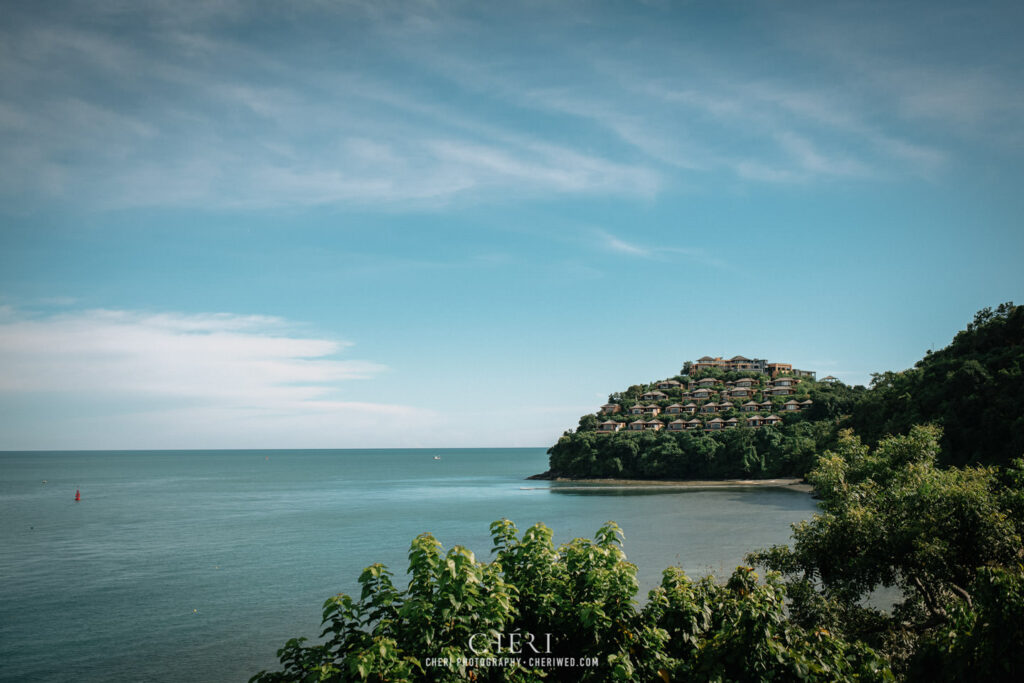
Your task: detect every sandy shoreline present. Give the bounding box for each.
[531,477,814,494]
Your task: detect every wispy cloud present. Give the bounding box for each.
[0,4,661,210]
[595,229,734,272]
[1,0,1019,212]
[0,307,436,448]
[599,230,651,257]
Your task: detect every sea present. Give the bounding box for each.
[0,448,819,682]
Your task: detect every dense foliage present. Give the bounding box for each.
[748,425,1024,678]
[847,302,1024,468]
[253,520,891,682]
[549,378,863,481]
[546,303,1021,480]
[548,420,837,480]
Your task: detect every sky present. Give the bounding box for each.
[1,0,1022,450]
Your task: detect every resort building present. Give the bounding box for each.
[641,390,668,401]
[668,419,687,431]
[598,420,624,432]
[600,403,621,415]
[692,355,815,380]
[657,380,683,389]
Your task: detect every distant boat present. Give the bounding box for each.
[433,456,442,460]
[74,489,80,502]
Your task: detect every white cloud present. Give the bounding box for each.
[597,230,652,257]
[596,229,734,272]
[0,307,438,449]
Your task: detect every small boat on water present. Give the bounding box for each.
[74,489,80,502]
[433,456,442,460]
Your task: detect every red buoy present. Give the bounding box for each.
[75,489,80,502]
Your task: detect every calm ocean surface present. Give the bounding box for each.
[0,448,819,682]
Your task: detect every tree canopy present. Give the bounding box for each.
[748,426,1024,678]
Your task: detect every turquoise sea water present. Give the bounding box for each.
[0,449,819,682]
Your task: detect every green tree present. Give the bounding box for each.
[749,426,1024,671]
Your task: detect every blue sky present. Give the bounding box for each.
[1,0,1022,449]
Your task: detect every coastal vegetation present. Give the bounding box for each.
[545,303,1023,480]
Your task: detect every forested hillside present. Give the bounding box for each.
[545,303,1022,480]
[847,302,1024,467]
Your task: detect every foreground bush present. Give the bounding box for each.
[252,521,890,682]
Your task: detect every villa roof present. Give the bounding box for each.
[729,355,751,361]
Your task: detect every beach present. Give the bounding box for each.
[541,477,814,493]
